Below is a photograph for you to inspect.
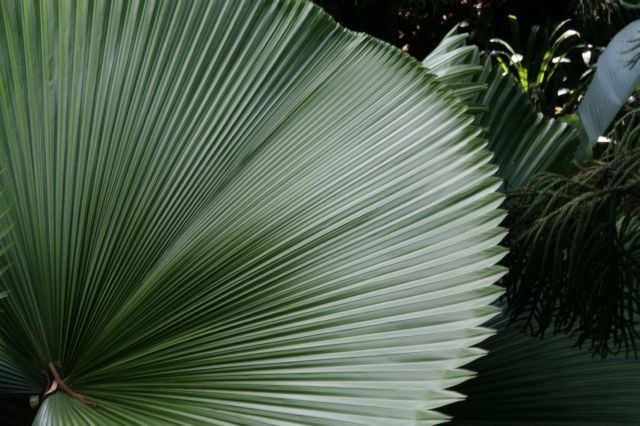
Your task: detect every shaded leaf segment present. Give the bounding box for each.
[423,29,579,189]
[471,60,578,189]
[445,318,640,426]
[0,0,505,424]
[425,28,640,425]
[503,147,640,356]
[421,27,485,104]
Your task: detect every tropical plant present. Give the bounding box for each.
[423,27,579,190]
[490,15,589,116]
[578,19,640,143]
[444,316,640,425]
[0,0,508,424]
[427,20,640,358]
[424,25,640,425]
[622,0,640,9]
[573,0,620,23]
[494,19,640,357]
[504,145,640,356]
[3,0,640,423]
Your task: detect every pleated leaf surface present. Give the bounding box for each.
[444,318,640,425]
[0,0,506,424]
[424,29,579,189]
[471,60,579,188]
[421,27,485,103]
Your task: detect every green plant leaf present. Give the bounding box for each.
[578,19,640,142]
[0,0,507,423]
[501,145,640,356]
[425,28,640,425]
[424,29,579,189]
[422,26,485,101]
[0,344,37,395]
[444,316,640,425]
[471,59,579,188]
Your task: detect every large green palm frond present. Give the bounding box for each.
[471,61,579,188]
[423,29,579,189]
[421,27,485,104]
[0,0,507,423]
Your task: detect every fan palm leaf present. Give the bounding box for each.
[0,0,506,423]
[423,29,579,189]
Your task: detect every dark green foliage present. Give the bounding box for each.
[621,0,640,9]
[315,1,640,120]
[490,17,589,116]
[574,0,619,23]
[444,316,640,425]
[503,133,640,356]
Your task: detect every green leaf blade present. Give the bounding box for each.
[0,1,506,423]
